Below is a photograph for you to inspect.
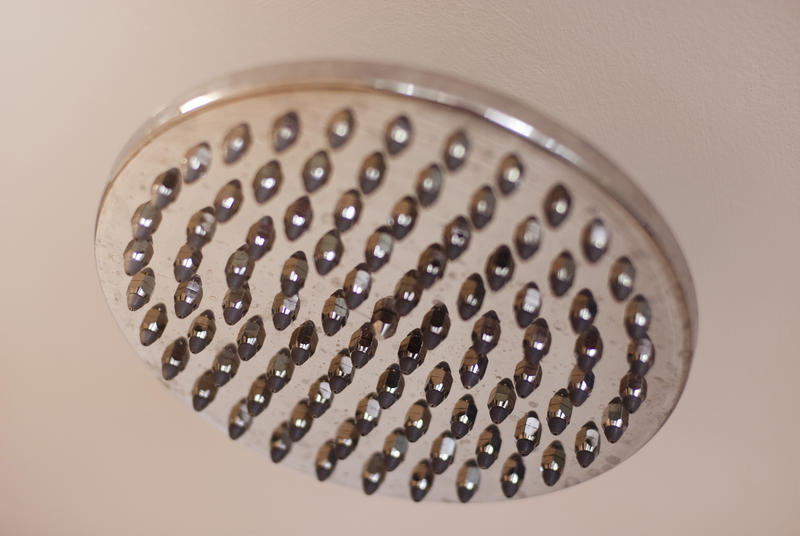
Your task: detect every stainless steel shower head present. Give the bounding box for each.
[95,61,697,502]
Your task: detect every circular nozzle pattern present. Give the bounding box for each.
[97,62,696,502]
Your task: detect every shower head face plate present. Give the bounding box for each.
[95,62,696,502]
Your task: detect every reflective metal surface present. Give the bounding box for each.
[95,60,697,502]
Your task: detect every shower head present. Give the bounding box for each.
[95,61,697,502]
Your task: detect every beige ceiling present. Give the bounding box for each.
[1,1,798,534]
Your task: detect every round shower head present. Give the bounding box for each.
[95,61,697,502]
